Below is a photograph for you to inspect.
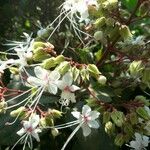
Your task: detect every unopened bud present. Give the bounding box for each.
[94,17,106,28]
[10,106,26,117]
[119,25,132,41]
[55,55,65,64]
[136,107,150,120]
[114,134,125,147]
[98,75,107,85]
[103,112,111,124]
[51,128,59,137]
[94,31,103,41]
[41,57,56,69]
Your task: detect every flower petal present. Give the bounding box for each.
[57,80,67,90]
[30,114,40,128]
[27,76,43,87]
[82,105,91,116]
[34,66,48,79]
[89,111,100,120]
[70,85,80,92]
[31,131,40,142]
[71,111,81,119]
[62,72,73,86]
[48,83,58,95]
[82,123,91,137]
[17,128,26,136]
[49,71,60,81]
[87,120,100,129]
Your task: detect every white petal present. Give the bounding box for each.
[129,141,140,149]
[49,71,60,81]
[17,128,26,136]
[70,85,80,92]
[89,111,100,120]
[31,131,40,142]
[82,123,91,137]
[142,136,149,147]
[71,111,81,119]
[57,81,67,90]
[82,105,91,116]
[135,132,142,142]
[27,76,43,87]
[34,66,48,79]
[30,114,40,128]
[48,83,58,95]
[62,72,73,86]
[87,120,100,129]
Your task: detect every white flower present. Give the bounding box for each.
[0,59,15,73]
[71,105,100,136]
[58,72,80,105]
[63,0,99,22]
[127,132,149,150]
[27,66,60,95]
[17,114,41,142]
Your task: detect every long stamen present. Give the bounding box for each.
[61,122,83,150]
[6,89,32,103]
[47,11,71,40]
[23,135,29,150]
[11,133,27,150]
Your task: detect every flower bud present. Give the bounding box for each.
[105,121,115,135]
[94,17,106,28]
[56,61,71,75]
[103,112,111,124]
[102,0,118,10]
[10,106,26,117]
[123,123,133,136]
[142,68,150,85]
[111,111,125,127]
[129,112,138,125]
[80,68,89,81]
[72,67,80,81]
[33,47,50,62]
[129,60,144,78]
[9,67,19,75]
[55,55,65,64]
[98,75,107,85]
[136,107,150,120]
[87,64,100,75]
[94,31,103,41]
[33,42,46,50]
[0,100,7,113]
[51,128,59,137]
[41,57,56,69]
[119,25,132,41]
[114,134,125,147]
[48,109,62,118]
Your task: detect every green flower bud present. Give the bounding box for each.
[87,64,100,75]
[129,60,144,78]
[98,75,107,85]
[56,61,71,75]
[33,42,46,50]
[129,112,138,125]
[33,47,50,62]
[10,106,26,117]
[72,67,80,81]
[111,111,125,127]
[94,17,106,28]
[103,112,111,124]
[94,31,104,41]
[41,57,56,69]
[136,107,150,120]
[106,18,115,26]
[123,123,133,136]
[55,55,65,64]
[9,67,19,75]
[51,128,59,137]
[40,117,47,127]
[144,120,150,136]
[135,95,149,106]
[114,134,125,147]
[48,109,62,118]
[0,101,7,113]
[142,68,150,86]
[105,121,115,135]
[80,68,89,81]
[119,25,132,41]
